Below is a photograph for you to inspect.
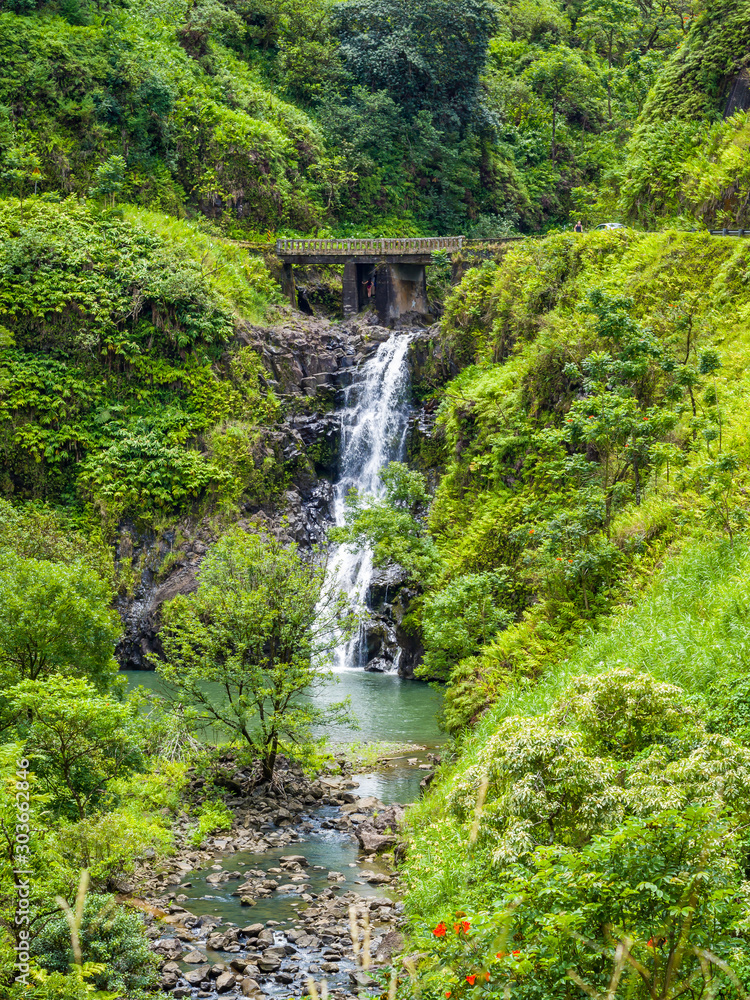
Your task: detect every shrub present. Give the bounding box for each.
[31,895,159,997]
[188,799,233,846]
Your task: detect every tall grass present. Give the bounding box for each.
[484,538,750,725]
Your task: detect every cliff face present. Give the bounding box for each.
[115,314,412,671]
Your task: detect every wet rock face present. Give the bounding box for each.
[115,315,429,675]
[114,485,334,670]
[239,314,392,401]
[115,525,201,670]
[115,316,391,671]
[361,568,423,678]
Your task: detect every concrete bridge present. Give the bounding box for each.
[276,236,464,324]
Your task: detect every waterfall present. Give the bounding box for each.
[328,333,413,672]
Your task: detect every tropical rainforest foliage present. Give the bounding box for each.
[3,0,750,996]
[2,0,744,233]
[337,228,750,999]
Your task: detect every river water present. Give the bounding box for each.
[125,666,443,800]
[123,333,441,977]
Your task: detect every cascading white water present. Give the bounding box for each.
[328,333,413,672]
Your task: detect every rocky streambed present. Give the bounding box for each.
[131,753,433,1000]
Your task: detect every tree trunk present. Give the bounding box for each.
[261,734,279,782]
[551,101,557,158]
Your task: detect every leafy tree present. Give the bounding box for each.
[698,346,723,451]
[579,0,640,118]
[0,555,120,697]
[551,667,700,757]
[0,147,42,218]
[333,0,496,127]
[687,453,749,547]
[448,715,624,863]
[235,0,343,103]
[421,571,513,680]
[525,47,602,155]
[88,156,125,208]
[158,529,354,780]
[522,808,746,1000]
[10,677,143,820]
[331,462,441,584]
[526,492,622,612]
[562,290,681,528]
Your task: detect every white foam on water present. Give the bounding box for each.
[326,333,413,672]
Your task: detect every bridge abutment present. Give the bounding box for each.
[374,263,429,325]
[343,262,378,317]
[281,263,296,307]
[342,262,357,316]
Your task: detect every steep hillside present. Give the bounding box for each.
[0,197,284,524]
[0,5,331,230]
[620,0,750,227]
[387,231,750,1000]
[0,0,703,234]
[345,229,750,730]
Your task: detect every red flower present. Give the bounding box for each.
[445,993,452,998]
[433,922,447,937]
[466,975,477,985]
[647,938,654,948]
[485,972,491,981]
[512,951,521,958]
[496,952,505,959]
[454,920,471,934]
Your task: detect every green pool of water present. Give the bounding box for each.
[124,669,444,750]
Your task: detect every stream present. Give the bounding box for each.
[124,333,443,998]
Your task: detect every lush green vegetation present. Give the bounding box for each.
[0,197,285,528]
[0,506,344,996]
[620,0,750,227]
[340,229,750,724]
[4,0,750,995]
[342,228,750,998]
[400,542,750,1000]
[2,0,738,234]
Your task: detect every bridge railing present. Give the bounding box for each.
[276,236,464,255]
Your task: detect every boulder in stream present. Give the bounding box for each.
[355,825,396,852]
[184,965,210,984]
[183,949,207,963]
[215,970,236,992]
